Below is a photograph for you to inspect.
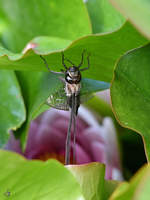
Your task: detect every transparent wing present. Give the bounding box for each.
[80,78,110,103]
[81,78,110,94]
[46,77,108,111]
[46,83,69,110]
[45,78,97,111]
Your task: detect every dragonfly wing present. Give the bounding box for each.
[46,84,69,111]
[80,78,110,103]
[81,78,110,94]
[80,78,94,104]
[46,77,108,110]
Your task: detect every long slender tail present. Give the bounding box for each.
[65,95,74,165]
[65,94,80,165]
[73,94,78,164]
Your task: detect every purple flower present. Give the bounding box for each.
[5,106,123,180]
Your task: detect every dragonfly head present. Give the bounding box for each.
[65,66,81,84]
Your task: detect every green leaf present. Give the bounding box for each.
[111,44,150,161]
[0,22,148,83]
[0,150,85,200]
[85,0,125,33]
[67,163,122,200]
[14,72,62,148]
[110,0,150,39]
[67,163,105,200]
[110,164,150,200]
[0,0,91,52]
[29,36,72,54]
[0,70,25,146]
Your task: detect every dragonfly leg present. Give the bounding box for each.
[65,58,75,66]
[62,52,68,70]
[79,53,90,71]
[40,55,63,74]
[58,76,65,83]
[78,49,86,68]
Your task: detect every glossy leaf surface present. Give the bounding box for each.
[111,44,150,161]
[0,71,25,146]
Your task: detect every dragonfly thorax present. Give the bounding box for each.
[65,82,81,97]
[65,66,81,84]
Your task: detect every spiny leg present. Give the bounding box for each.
[40,55,51,73]
[79,54,90,71]
[65,58,75,66]
[62,52,68,70]
[78,49,86,68]
[40,55,63,74]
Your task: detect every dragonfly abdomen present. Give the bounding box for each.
[67,94,80,115]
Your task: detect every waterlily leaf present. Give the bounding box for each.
[0,0,91,52]
[0,150,85,200]
[14,72,62,148]
[85,0,125,33]
[110,164,150,200]
[67,163,105,200]
[0,70,25,147]
[29,36,72,54]
[111,44,150,161]
[0,22,148,83]
[67,163,122,200]
[110,0,150,39]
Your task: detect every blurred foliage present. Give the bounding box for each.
[110,0,150,39]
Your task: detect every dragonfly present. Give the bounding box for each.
[40,51,90,165]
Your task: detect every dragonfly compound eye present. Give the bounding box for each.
[66,70,81,84]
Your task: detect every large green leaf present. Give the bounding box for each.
[110,0,150,39]
[0,70,25,146]
[111,44,150,161]
[14,71,62,148]
[110,164,150,200]
[0,150,85,200]
[67,163,105,200]
[0,22,148,82]
[0,0,91,52]
[85,0,125,33]
[68,163,121,200]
